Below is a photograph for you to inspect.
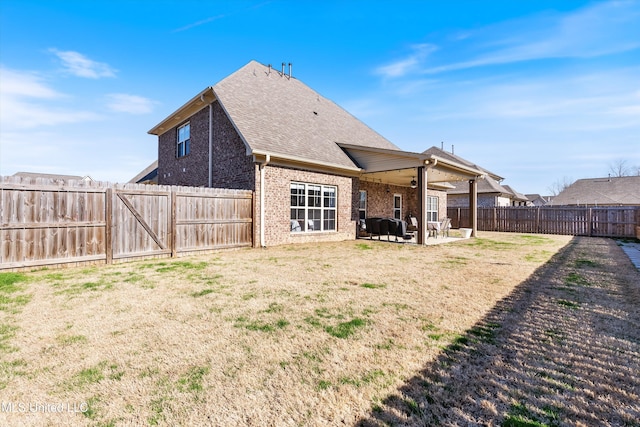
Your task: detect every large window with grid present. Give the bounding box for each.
[427,195,438,222]
[177,122,190,158]
[290,182,337,232]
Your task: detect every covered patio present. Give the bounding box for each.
[339,144,486,244]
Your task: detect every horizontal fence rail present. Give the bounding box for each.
[1,176,253,270]
[448,206,640,238]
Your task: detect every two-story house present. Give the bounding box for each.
[148,61,485,247]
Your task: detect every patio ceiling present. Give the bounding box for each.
[338,143,485,188]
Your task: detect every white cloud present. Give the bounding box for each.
[415,68,640,132]
[375,44,438,78]
[379,1,640,78]
[106,93,156,114]
[49,49,117,79]
[0,66,102,129]
[0,67,61,98]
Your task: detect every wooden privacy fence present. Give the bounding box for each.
[0,176,253,270]
[448,206,640,238]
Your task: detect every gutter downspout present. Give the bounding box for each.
[259,154,271,247]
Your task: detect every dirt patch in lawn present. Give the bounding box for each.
[0,232,637,426]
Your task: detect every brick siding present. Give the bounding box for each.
[158,101,255,190]
[262,166,357,246]
[359,181,448,222]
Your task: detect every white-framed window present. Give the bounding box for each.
[427,195,438,222]
[177,122,191,158]
[393,194,402,220]
[358,190,367,221]
[290,182,337,232]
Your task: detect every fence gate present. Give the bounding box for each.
[108,188,172,262]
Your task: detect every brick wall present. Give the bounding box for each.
[359,181,448,221]
[158,107,210,187]
[158,101,255,190]
[262,166,357,246]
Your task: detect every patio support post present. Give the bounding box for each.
[469,178,478,237]
[417,166,428,244]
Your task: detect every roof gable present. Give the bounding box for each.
[211,61,399,170]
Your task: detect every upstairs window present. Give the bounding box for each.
[177,123,190,158]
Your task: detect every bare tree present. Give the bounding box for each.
[608,159,631,177]
[547,176,573,196]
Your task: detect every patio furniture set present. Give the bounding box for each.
[361,217,451,242]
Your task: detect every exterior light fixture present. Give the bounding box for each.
[410,177,417,189]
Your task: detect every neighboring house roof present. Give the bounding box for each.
[447,175,511,195]
[12,172,93,182]
[502,185,529,202]
[129,160,158,184]
[421,146,503,181]
[525,194,552,205]
[149,60,398,173]
[549,176,640,206]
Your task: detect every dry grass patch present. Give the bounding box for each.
[358,236,640,426]
[4,232,635,426]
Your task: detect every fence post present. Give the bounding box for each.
[587,208,593,237]
[105,187,113,265]
[170,189,177,258]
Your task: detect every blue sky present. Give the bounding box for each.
[1,0,638,195]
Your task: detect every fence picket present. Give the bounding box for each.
[448,206,639,238]
[0,176,253,270]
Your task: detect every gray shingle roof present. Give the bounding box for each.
[212,61,399,170]
[502,185,528,201]
[447,175,510,195]
[550,176,640,206]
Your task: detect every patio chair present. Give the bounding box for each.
[387,219,398,241]
[440,218,451,238]
[365,217,382,239]
[378,218,390,240]
[395,219,413,242]
[428,221,439,238]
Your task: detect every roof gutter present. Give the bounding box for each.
[251,149,362,175]
[148,86,215,135]
[427,154,485,179]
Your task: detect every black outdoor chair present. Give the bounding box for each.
[365,217,382,239]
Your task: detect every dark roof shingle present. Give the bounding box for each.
[212,61,399,169]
